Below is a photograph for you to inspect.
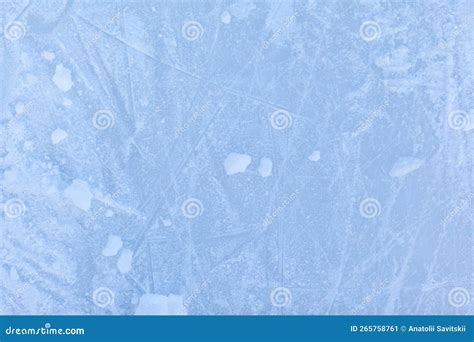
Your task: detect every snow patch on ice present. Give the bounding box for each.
[389,157,424,177]
[257,157,272,177]
[135,294,187,315]
[102,235,123,257]
[64,179,93,211]
[117,248,133,273]
[221,11,232,24]
[10,267,19,281]
[224,153,251,175]
[161,218,172,226]
[53,64,73,92]
[51,128,68,144]
[15,102,27,114]
[42,51,55,61]
[308,150,321,162]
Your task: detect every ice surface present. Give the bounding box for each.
[135,294,187,315]
[51,128,68,144]
[52,63,73,92]
[0,0,472,316]
[257,157,273,177]
[41,51,55,61]
[63,179,93,211]
[308,150,321,162]
[389,157,424,178]
[221,11,232,25]
[102,235,123,257]
[117,249,133,274]
[224,153,252,175]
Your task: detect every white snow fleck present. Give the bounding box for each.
[62,98,72,107]
[221,11,232,24]
[224,153,252,175]
[102,235,123,257]
[64,179,93,211]
[105,209,114,217]
[117,248,133,273]
[308,150,321,162]
[161,218,172,226]
[15,102,26,114]
[464,114,474,131]
[389,157,424,177]
[257,157,273,177]
[10,267,19,281]
[52,64,74,92]
[42,51,55,61]
[135,294,187,315]
[51,128,68,144]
